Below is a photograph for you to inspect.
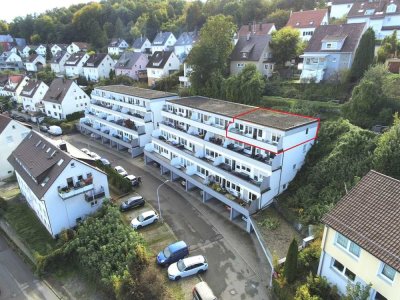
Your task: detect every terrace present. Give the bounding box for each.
[58,177,94,200]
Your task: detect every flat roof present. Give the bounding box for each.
[168,97,317,131]
[95,85,177,100]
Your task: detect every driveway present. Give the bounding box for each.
[0,234,59,300]
[61,133,272,300]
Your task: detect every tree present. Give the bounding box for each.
[114,17,125,38]
[270,27,302,66]
[188,14,237,95]
[349,28,375,82]
[267,9,290,29]
[30,33,41,44]
[46,44,51,62]
[373,114,400,179]
[377,30,399,63]
[284,238,298,284]
[0,20,8,34]
[343,282,371,300]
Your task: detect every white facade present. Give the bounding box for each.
[35,44,47,57]
[43,81,89,120]
[25,55,46,72]
[79,86,178,157]
[299,13,329,41]
[65,53,90,78]
[147,52,180,86]
[83,54,115,82]
[50,51,71,75]
[347,13,400,40]
[4,52,22,63]
[21,81,49,113]
[179,63,192,88]
[151,33,177,54]
[107,40,129,56]
[50,44,66,56]
[0,118,30,179]
[21,46,31,58]
[330,2,354,19]
[144,98,318,231]
[133,38,151,53]
[67,43,88,54]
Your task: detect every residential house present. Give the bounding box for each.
[42,78,89,120]
[21,45,33,58]
[0,34,14,51]
[8,131,110,237]
[0,115,31,179]
[34,44,47,57]
[50,50,71,76]
[329,0,356,19]
[13,38,26,49]
[299,23,367,83]
[21,79,49,114]
[234,22,276,44]
[178,63,193,88]
[79,85,178,157]
[83,53,114,82]
[132,36,151,53]
[0,51,23,71]
[0,75,30,103]
[151,32,177,54]
[286,9,329,41]
[230,34,274,77]
[144,96,318,232]
[67,42,90,54]
[174,31,199,61]
[114,51,148,80]
[107,39,129,56]
[25,54,46,72]
[146,51,180,86]
[347,0,400,39]
[64,51,90,78]
[50,44,68,56]
[318,170,400,299]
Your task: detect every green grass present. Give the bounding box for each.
[0,186,21,200]
[3,199,56,256]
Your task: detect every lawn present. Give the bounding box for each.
[3,197,56,256]
[253,207,302,260]
[0,183,21,200]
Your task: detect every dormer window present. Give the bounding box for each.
[387,3,397,13]
[309,21,314,25]
[365,9,375,15]
[326,43,332,49]
[242,52,248,58]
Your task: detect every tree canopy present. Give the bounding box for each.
[349,28,375,82]
[269,27,302,66]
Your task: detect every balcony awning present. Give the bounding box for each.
[300,53,329,58]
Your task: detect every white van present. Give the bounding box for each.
[192,282,217,300]
[48,125,62,136]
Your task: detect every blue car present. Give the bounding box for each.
[157,241,189,267]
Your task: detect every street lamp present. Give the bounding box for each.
[157,179,169,220]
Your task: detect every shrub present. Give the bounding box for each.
[284,238,298,283]
[65,111,84,122]
[0,197,7,216]
[298,239,321,274]
[258,217,280,230]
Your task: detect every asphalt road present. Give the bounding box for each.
[61,133,272,300]
[0,234,59,300]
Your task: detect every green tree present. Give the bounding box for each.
[284,238,298,284]
[114,17,125,38]
[343,282,371,300]
[185,1,206,31]
[0,20,8,34]
[267,9,290,29]
[188,14,237,95]
[30,33,41,44]
[349,28,375,82]
[45,44,51,61]
[373,114,400,179]
[377,31,399,63]
[270,27,302,66]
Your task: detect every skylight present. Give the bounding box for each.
[41,176,49,187]
[57,159,64,166]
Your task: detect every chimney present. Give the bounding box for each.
[59,142,67,152]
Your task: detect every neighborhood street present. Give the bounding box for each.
[0,234,59,300]
[62,132,272,300]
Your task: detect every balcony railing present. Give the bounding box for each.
[58,179,94,200]
[85,187,106,202]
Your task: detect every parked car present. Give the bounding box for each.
[131,210,159,229]
[99,158,111,166]
[120,195,145,212]
[168,255,208,281]
[80,148,90,155]
[39,125,49,132]
[48,125,62,136]
[114,166,128,177]
[157,241,189,267]
[89,152,101,160]
[192,281,217,300]
[124,174,141,187]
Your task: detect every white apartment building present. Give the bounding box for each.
[42,78,90,120]
[144,97,318,232]
[8,131,110,237]
[21,79,49,113]
[78,85,178,157]
[0,115,31,180]
[65,51,90,78]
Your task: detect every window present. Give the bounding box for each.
[332,259,356,281]
[375,292,388,300]
[293,164,296,170]
[333,259,344,272]
[303,144,307,153]
[237,63,244,68]
[335,233,361,257]
[381,264,396,281]
[306,128,309,134]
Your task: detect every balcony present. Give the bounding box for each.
[58,178,94,200]
[91,101,149,123]
[85,186,106,202]
[91,94,149,112]
[85,113,145,135]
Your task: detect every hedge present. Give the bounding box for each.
[95,161,132,194]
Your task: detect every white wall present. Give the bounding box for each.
[330,3,353,19]
[83,55,115,81]
[22,82,49,112]
[65,53,90,78]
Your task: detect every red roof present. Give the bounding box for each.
[286,9,328,29]
[9,75,23,84]
[238,22,275,36]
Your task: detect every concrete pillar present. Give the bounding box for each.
[246,219,252,233]
[170,171,180,181]
[160,165,169,175]
[230,208,241,220]
[186,180,195,191]
[202,191,212,203]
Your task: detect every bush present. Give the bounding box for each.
[65,111,84,122]
[298,238,321,274]
[284,239,298,284]
[95,161,132,193]
[0,197,7,216]
[258,217,280,230]
[60,121,77,134]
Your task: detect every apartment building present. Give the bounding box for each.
[319,170,400,299]
[144,96,318,231]
[79,85,178,157]
[8,131,110,237]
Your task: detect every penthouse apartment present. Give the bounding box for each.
[79,85,178,157]
[144,97,318,231]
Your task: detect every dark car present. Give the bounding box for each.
[39,125,49,132]
[157,240,189,267]
[119,195,145,212]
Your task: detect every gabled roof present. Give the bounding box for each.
[132,36,149,49]
[65,51,87,66]
[115,51,144,69]
[83,53,108,68]
[27,53,40,63]
[72,42,90,50]
[0,114,12,134]
[51,50,69,64]
[7,131,99,199]
[108,38,127,47]
[286,9,328,28]
[348,0,400,18]
[146,51,174,69]
[304,23,366,53]
[152,32,174,46]
[331,0,356,4]
[238,23,275,36]
[20,79,44,97]
[175,31,199,46]
[3,75,25,92]
[0,35,13,43]
[14,38,26,48]
[42,78,74,104]
[230,35,271,62]
[322,170,400,272]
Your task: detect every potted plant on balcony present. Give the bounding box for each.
[84,177,93,185]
